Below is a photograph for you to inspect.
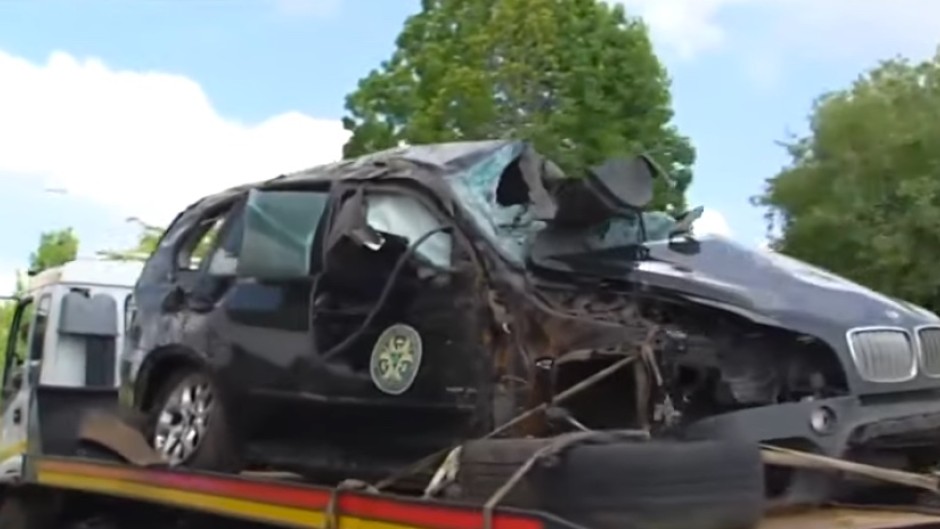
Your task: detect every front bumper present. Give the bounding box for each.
[684,394,940,457]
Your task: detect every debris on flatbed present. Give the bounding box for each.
[760,507,940,529]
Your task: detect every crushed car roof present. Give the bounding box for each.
[275,140,535,184]
[175,140,562,266]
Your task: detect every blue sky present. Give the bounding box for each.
[0,0,936,293]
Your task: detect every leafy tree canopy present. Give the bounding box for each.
[98,224,164,262]
[755,50,940,310]
[342,0,695,210]
[100,223,213,263]
[29,228,79,273]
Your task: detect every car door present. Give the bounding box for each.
[187,187,332,410]
[124,201,235,394]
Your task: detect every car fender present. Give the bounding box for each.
[134,345,209,412]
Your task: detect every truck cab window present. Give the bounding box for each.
[9,299,34,364]
[29,294,51,362]
[2,297,34,390]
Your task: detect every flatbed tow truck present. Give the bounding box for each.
[6,400,940,529]
[2,264,940,529]
[7,403,940,529]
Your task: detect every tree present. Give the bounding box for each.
[754,49,940,310]
[97,224,164,261]
[341,0,695,210]
[29,228,79,273]
[99,223,214,263]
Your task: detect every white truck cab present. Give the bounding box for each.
[0,259,142,482]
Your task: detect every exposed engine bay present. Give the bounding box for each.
[521,287,849,434]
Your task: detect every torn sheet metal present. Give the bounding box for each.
[444,142,538,265]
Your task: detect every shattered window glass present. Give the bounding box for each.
[236,189,329,279]
[444,142,544,265]
[364,193,452,269]
[642,211,679,241]
[603,211,677,247]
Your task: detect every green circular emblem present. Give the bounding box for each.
[370,323,423,395]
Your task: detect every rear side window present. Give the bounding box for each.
[236,189,330,279]
[177,216,226,271]
[205,205,246,277]
[28,294,51,362]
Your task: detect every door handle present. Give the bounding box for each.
[12,409,21,424]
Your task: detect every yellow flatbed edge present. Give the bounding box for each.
[27,456,940,529]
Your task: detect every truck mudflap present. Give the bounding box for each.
[31,385,121,458]
[27,455,581,529]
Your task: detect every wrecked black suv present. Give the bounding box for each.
[120,140,940,501]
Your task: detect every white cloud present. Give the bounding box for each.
[693,208,732,237]
[0,50,350,227]
[617,0,751,59]
[616,0,940,61]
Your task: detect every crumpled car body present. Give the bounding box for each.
[120,140,940,499]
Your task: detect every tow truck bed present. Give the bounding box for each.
[0,387,576,529]
[4,388,940,529]
[28,455,560,529]
[8,453,940,529]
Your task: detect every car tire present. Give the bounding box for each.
[144,368,240,472]
[456,435,765,529]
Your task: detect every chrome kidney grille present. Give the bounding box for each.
[916,326,940,377]
[847,328,917,383]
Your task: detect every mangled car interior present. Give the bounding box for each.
[123,140,940,505]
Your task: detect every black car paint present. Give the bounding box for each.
[121,179,494,476]
[121,140,940,490]
[529,227,940,444]
[638,237,940,395]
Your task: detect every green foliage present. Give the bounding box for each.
[342,0,695,210]
[29,228,79,273]
[98,225,164,261]
[0,301,15,361]
[100,223,214,263]
[755,49,940,310]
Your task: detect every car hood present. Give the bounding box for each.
[634,235,940,331]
